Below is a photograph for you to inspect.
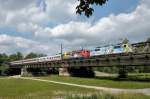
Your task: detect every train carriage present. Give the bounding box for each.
[38,55,61,62]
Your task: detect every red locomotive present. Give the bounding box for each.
[63,49,90,59]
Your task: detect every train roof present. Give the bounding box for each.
[95,43,122,48]
[132,41,150,47]
[39,54,61,58]
[94,41,150,49]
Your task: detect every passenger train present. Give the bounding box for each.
[11,42,149,65]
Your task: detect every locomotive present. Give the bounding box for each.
[90,43,133,56]
[63,49,90,59]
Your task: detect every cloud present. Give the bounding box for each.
[0,0,150,54]
[0,34,52,55]
[45,0,78,23]
[0,0,32,11]
[36,0,47,12]
[34,0,150,48]
[0,0,79,54]
[0,0,77,27]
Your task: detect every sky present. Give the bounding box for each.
[0,0,150,55]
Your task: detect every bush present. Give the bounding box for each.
[0,64,9,76]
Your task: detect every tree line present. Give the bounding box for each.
[0,52,46,76]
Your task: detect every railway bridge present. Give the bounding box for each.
[9,53,150,76]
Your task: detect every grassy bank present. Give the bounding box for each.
[65,93,150,99]
[0,78,149,99]
[38,75,150,89]
[0,78,94,98]
[128,73,150,78]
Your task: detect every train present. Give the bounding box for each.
[10,42,150,65]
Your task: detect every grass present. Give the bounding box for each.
[65,93,150,99]
[128,73,150,78]
[0,78,150,99]
[0,78,94,98]
[38,75,150,89]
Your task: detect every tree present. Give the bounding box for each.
[0,63,9,76]
[147,37,150,42]
[0,53,9,64]
[122,38,129,44]
[25,52,39,59]
[25,52,46,59]
[16,52,23,60]
[9,52,23,61]
[38,53,47,57]
[76,0,108,17]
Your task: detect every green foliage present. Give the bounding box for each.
[122,38,129,44]
[25,52,38,59]
[0,54,10,75]
[25,52,46,59]
[76,0,108,17]
[94,67,118,73]
[0,52,47,76]
[146,37,150,42]
[95,66,150,75]
[0,63,10,76]
[9,52,23,61]
[0,53,9,64]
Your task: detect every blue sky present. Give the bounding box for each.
[93,0,139,18]
[0,0,150,55]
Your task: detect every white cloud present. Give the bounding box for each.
[0,34,53,55]
[34,0,150,48]
[0,0,32,11]
[45,0,78,23]
[0,0,77,27]
[0,0,150,54]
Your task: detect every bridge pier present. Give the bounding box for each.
[58,67,95,77]
[59,68,70,76]
[21,66,32,77]
[118,66,128,78]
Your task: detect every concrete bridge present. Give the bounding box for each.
[9,53,150,76]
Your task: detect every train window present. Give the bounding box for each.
[95,49,100,51]
[114,46,121,48]
[96,47,101,48]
